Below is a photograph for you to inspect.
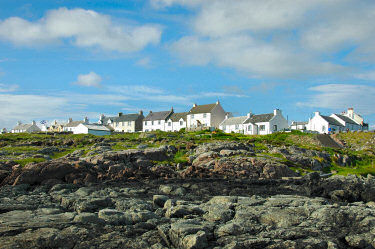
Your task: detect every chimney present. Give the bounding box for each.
[171,107,174,112]
[216,100,220,105]
[193,103,197,107]
[139,110,143,116]
[247,112,253,118]
[225,113,229,119]
[100,114,105,121]
[314,111,320,116]
[17,121,21,126]
[32,120,36,125]
[68,118,73,123]
[118,112,123,117]
[348,108,354,118]
[149,111,152,114]
[84,117,89,124]
[274,109,281,116]
[53,120,57,125]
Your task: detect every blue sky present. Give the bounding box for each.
[1,0,375,129]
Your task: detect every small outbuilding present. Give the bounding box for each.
[74,123,111,136]
[11,121,41,133]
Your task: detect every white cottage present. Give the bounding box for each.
[0,128,7,134]
[11,121,41,133]
[186,101,226,130]
[143,108,174,132]
[340,108,368,130]
[165,112,188,132]
[306,112,344,134]
[290,121,308,131]
[74,123,111,136]
[243,109,288,135]
[330,114,362,131]
[63,117,88,132]
[219,115,248,134]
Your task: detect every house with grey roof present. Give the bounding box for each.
[186,101,226,130]
[110,111,144,133]
[340,108,368,130]
[330,113,362,131]
[165,112,188,132]
[98,114,116,126]
[143,108,174,132]
[243,109,288,135]
[1,128,7,134]
[11,121,41,133]
[74,123,111,136]
[63,117,88,132]
[307,112,344,134]
[219,115,248,133]
[290,121,308,131]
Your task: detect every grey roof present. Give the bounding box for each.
[65,121,84,127]
[189,103,217,114]
[82,124,111,131]
[334,114,358,125]
[220,116,248,126]
[101,116,116,124]
[321,115,344,126]
[114,113,143,122]
[13,124,33,130]
[244,113,274,124]
[291,121,308,125]
[169,112,188,122]
[144,110,173,121]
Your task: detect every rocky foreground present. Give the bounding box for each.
[0,141,375,248]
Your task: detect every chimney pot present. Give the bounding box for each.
[118,112,123,117]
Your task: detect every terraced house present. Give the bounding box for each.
[110,111,144,133]
[11,121,41,133]
[143,108,174,132]
[187,101,226,131]
[165,112,188,132]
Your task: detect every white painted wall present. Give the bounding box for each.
[74,124,89,134]
[143,120,166,132]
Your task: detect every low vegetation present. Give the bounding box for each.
[1,130,374,176]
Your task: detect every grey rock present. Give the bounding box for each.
[98,208,132,225]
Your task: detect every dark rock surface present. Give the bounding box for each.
[1,176,375,249]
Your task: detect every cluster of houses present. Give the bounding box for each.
[2,101,369,136]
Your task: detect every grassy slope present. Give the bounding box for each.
[0,131,374,176]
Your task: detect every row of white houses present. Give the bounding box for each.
[7,103,368,135]
[291,108,368,134]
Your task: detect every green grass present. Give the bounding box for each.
[173,150,188,164]
[14,157,46,166]
[2,146,40,153]
[323,159,375,176]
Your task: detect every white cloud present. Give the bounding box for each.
[0,83,18,92]
[297,84,375,115]
[171,35,341,77]
[156,0,375,78]
[150,0,201,8]
[74,72,102,87]
[0,7,162,52]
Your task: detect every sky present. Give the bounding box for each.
[1,0,375,130]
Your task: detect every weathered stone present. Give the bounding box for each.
[98,208,132,225]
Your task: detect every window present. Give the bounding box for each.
[260,125,265,131]
[191,114,194,119]
[128,121,131,126]
[203,113,207,118]
[180,121,183,125]
[145,121,147,125]
[235,124,239,130]
[248,125,252,132]
[151,121,154,125]
[122,122,124,126]
[168,122,171,126]
[322,126,325,132]
[273,125,277,131]
[158,120,161,125]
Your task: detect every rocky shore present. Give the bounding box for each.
[1,139,375,248]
